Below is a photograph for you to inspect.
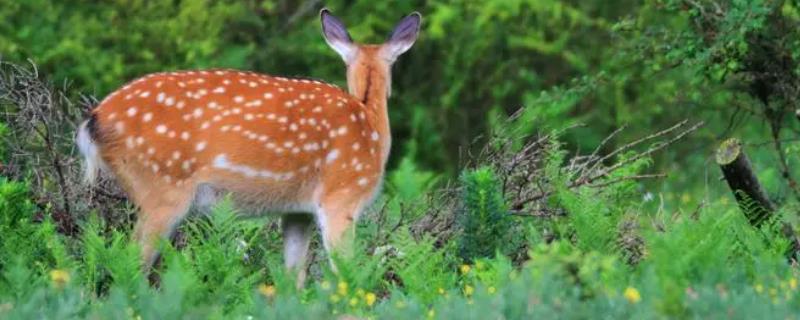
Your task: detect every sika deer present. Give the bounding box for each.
[76,9,421,286]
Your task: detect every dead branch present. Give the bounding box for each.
[580,120,689,183]
[508,120,703,211]
[582,120,704,185]
[0,59,128,233]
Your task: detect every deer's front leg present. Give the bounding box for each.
[316,194,364,272]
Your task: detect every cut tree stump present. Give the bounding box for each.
[716,138,775,225]
[716,138,800,258]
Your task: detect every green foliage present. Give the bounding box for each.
[326,235,387,296]
[382,155,440,223]
[0,164,799,318]
[457,167,514,261]
[79,215,143,296]
[0,178,70,275]
[176,199,264,309]
[0,0,252,95]
[388,228,455,304]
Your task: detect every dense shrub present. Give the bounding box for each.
[457,167,515,261]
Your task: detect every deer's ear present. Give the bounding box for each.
[321,9,357,64]
[382,12,421,63]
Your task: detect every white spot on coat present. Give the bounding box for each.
[325,149,340,163]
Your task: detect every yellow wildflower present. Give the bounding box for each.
[755,284,764,294]
[790,278,798,290]
[438,288,446,295]
[349,297,359,307]
[356,288,366,297]
[475,261,485,270]
[258,284,276,297]
[460,264,471,274]
[320,281,331,290]
[623,287,641,303]
[488,286,496,294]
[365,292,377,307]
[330,294,341,303]
[427,309,435,319]
[49,269,70,288]
[464,285,474,296]
[338,281,349,296]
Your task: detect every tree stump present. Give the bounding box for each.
[716,138,775,225]
[716,138,800,259]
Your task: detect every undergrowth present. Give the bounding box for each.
[1,127,799,318]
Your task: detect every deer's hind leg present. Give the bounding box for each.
[282,214,315,288]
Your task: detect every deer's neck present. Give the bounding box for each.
[347,63,391,164]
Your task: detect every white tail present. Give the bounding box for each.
[76,119,105,185]
[76,9,421,287]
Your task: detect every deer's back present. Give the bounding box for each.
[91,70,385,210]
